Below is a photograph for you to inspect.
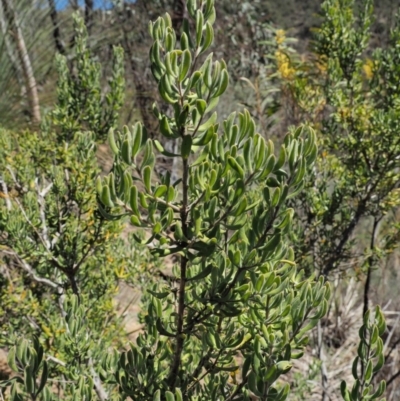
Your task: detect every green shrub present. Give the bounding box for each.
[98,0,328,398]
[47,14,125,142]
[263,0,400,284]
[0,1,390,401]
[0,14,141,399]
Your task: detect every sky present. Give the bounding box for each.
[55,0,136,10]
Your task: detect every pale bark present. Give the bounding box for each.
[0,0,41,124]
[0,3,24,91]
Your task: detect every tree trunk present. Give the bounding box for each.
[69,0,79,10]
[0,0,41,124]
[84,0,94,33]
[47,0,66,55]
[0,2,24,91]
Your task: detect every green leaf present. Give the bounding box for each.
[181,135,193,159]
[137,192,148,209]
[154,185,168,198]
[173,221,186,241]
[275,146,287,171]
[148,289,170,299]
[198,111,217,132]
[187,264,213,281]
[373,348,385,374]
[165,391,175,401]
[195,10,204,47]
[179,49,192,82]
[159,74,178,104]
[180,32,189,50]
[375,306,387,336]
[205,331,217,348]
[130,186,140,216]
[24,365,35,395]
[228,157,244,179]
[153,221,162,234]
[255,136,266,170]
[167,186,175,202]
[259,232,281,253]
[100,186,114,208]
[143,166,152,192]
[37,360,48,395]
[141,140,155,169]
[175,388,183,401]
[95,176,103,196]
[370,381,386,399]
[7,347,18,373]
[196,99,207,116]
[159,116,177,139]
[371,325,379,345]
[153,390,161,401]
[213,69,229,98]
[130,215,141,226]
[165,52,177,78]
[247,371,262,397]
[156,319,175,337]
[121,139,132,164]
[193,126,214,146]
[201,22,214,53]
[276,383,290,401]
[108,128,119,155]
[276,361,292,372]
[189,71,202,90]
[365,360,373,384]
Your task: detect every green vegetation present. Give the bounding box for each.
[0,0,399,400]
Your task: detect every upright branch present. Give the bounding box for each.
[340,307,387,401]
[362,217,380,318]
[168,134,190,388]
[97,1,330,400]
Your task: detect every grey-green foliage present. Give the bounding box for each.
[95,1,330,399]
[0,2,390,401]
[2,337,51,401]
[1,296,98,401]
[0,9,130,400]
[341,307,387,401]
[49,13,125,141]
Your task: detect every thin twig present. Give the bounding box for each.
[362,217,380,317]
[0,174,12,211]
[186,349,223,394]
[168,147,189,390]
[47,355,66,367]
[35,178,52,250]
[89,358,108,401]
[387,369,400,387]
[318,320,329,401]
[13,195,65,271]
[3,249,59,289]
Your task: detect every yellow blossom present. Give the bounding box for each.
[275,29,286,45]
[42,325,52,337]
[275,50,295,80]
[363,58,374,80]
